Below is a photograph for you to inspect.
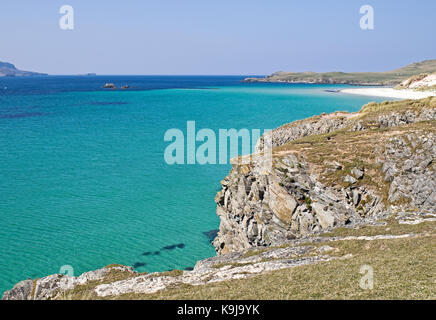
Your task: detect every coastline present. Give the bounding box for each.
[3,96,435,300]
[340,87,436,100]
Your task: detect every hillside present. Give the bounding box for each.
[0,61,47,77]
[244,59,436,86]
[3,97,435,300]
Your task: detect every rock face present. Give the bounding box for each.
[213,152,386,254]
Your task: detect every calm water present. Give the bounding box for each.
[0,76,385,294]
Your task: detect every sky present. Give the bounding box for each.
[1,0,435,75]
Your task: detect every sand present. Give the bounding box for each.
[340,87,436,100]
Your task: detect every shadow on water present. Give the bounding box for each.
[133,262,147,269]
[161,243,185,251]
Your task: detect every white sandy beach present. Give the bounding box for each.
[341,87,436,100]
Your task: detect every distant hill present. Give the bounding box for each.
[244,59,436,86]
[0,61,47,77]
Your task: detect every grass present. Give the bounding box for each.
[111,219,435,300]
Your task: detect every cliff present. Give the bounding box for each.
[213,97,436,254]
[0,61,47,77]
[244,59,436,85]
[3,97,436,300]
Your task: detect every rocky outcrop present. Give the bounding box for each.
[213,98,436,254]
[256,106,436,153]
[2,265,136,300]
[213,151,387,254]
[396,73,436,90]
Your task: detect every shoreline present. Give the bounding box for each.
[340,87,436,100]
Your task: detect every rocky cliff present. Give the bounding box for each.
[213,97,436,254]
[3,97,435,300]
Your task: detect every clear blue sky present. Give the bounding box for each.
[1,0,435,75]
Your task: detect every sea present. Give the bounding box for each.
[0,75,386,294]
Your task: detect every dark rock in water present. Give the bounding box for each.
[162,245,177,250]
[102,83,116,89]
[203,230,219,242]
[133,262,146,268]
[176,243,185,249]
[184,267,194,271]
[153,251,160,255]
[142,251,152,256]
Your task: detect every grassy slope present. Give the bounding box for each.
[256,60,436,85]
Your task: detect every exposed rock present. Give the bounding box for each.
[103,83,116,89]
[2,265,135,300]
[344,175,357,184]
[214,97,436,254]
[351,167,364,180]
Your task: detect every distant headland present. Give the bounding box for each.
[0,61,47,77]
[244,59,436,86]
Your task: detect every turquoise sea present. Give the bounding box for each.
[0,76,386,294]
